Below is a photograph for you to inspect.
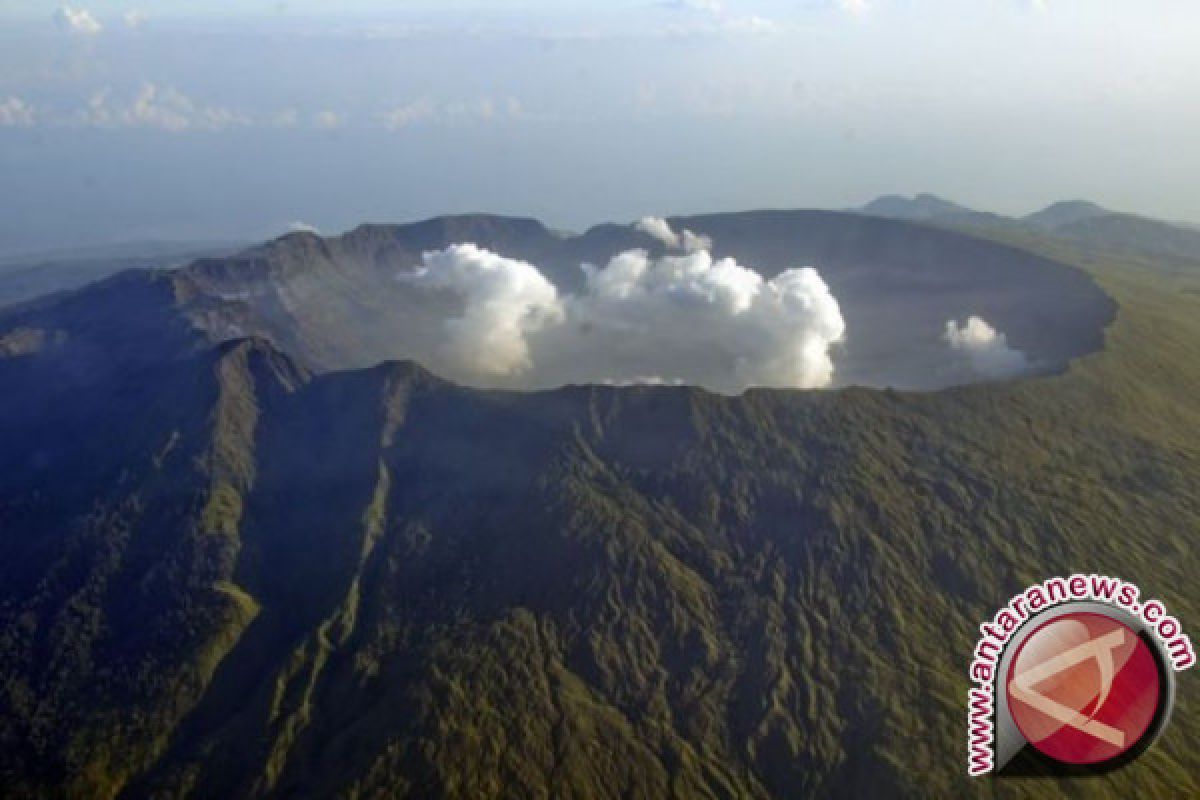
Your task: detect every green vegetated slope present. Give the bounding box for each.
[2,235,1200,799]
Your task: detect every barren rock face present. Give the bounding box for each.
[166,211,1116,391]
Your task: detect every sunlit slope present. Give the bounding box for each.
[1,239,1198,799]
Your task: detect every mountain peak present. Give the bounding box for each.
[1023,200,1110,230]
[860,193,974,220]
[214,335,309,393]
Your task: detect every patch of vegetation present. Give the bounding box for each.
[1,232,1199,799]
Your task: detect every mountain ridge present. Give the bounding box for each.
[1021,199,1110,229]
[2,210,1117,392]
[3,215,1197,799]
[860,194,1200,265]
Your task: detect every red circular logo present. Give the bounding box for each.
[1006,612,1161,765]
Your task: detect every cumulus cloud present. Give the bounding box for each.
[724,15,780,34]
[34,90,347,132]
[378,97,522,130]
[393,243,846,393]
[379,99,436,130]
[400,244,562,379]
[943,316,1029,378]
[561,249,845,391]
[837,0,871,17]
[0,97,36,127]
[54,6,102,35]
[634,216,679,247]
[78,84,247,132]
[681,229,712,253]
[24,91,312,131]
[287,221,320,234]
[634,216,713,253]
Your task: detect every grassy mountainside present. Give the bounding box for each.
[1052,213,1200,262]
[860,193,1200,269]
[1,230,1199,798]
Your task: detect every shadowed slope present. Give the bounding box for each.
[0,235,1197,797]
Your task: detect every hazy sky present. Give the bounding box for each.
[1,1,1198,253]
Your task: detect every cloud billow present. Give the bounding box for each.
[0,97,36,127]
[54,6,102,35]
[78,84,247,132]
[943,316,1029,378]
[395,229,846,394]
[400,244,562,380]
[635,216,713,253]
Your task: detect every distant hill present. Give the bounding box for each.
[862,194,1200,266]
[0,241,242,309]
[1022,199,1110,230]
[1053,213,1200,263]
[1019,202,1200,264]
[859,193,975,221]
[858,194,1020,232]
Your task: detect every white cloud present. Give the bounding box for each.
[400,244,563,379]
[379,99,436,130]
[680,229,713,253]
[724,15,780,35]
[837,0,871,18]
[287,221,320,234]
[313,110,345,130]
[394,243,845,393]
[634,216,678,247]
[661,0,725,13]
[445,98,498,120]
[565,250,845,391]
[657,0,779,36]
[42,93,361,133]
[54,6,102,35]
[0,97,36,127]
[78,84,248,132]
[634,216,713,253]
[943,316,1029,378]
[379,97,522,130]
[123,9,148,29]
